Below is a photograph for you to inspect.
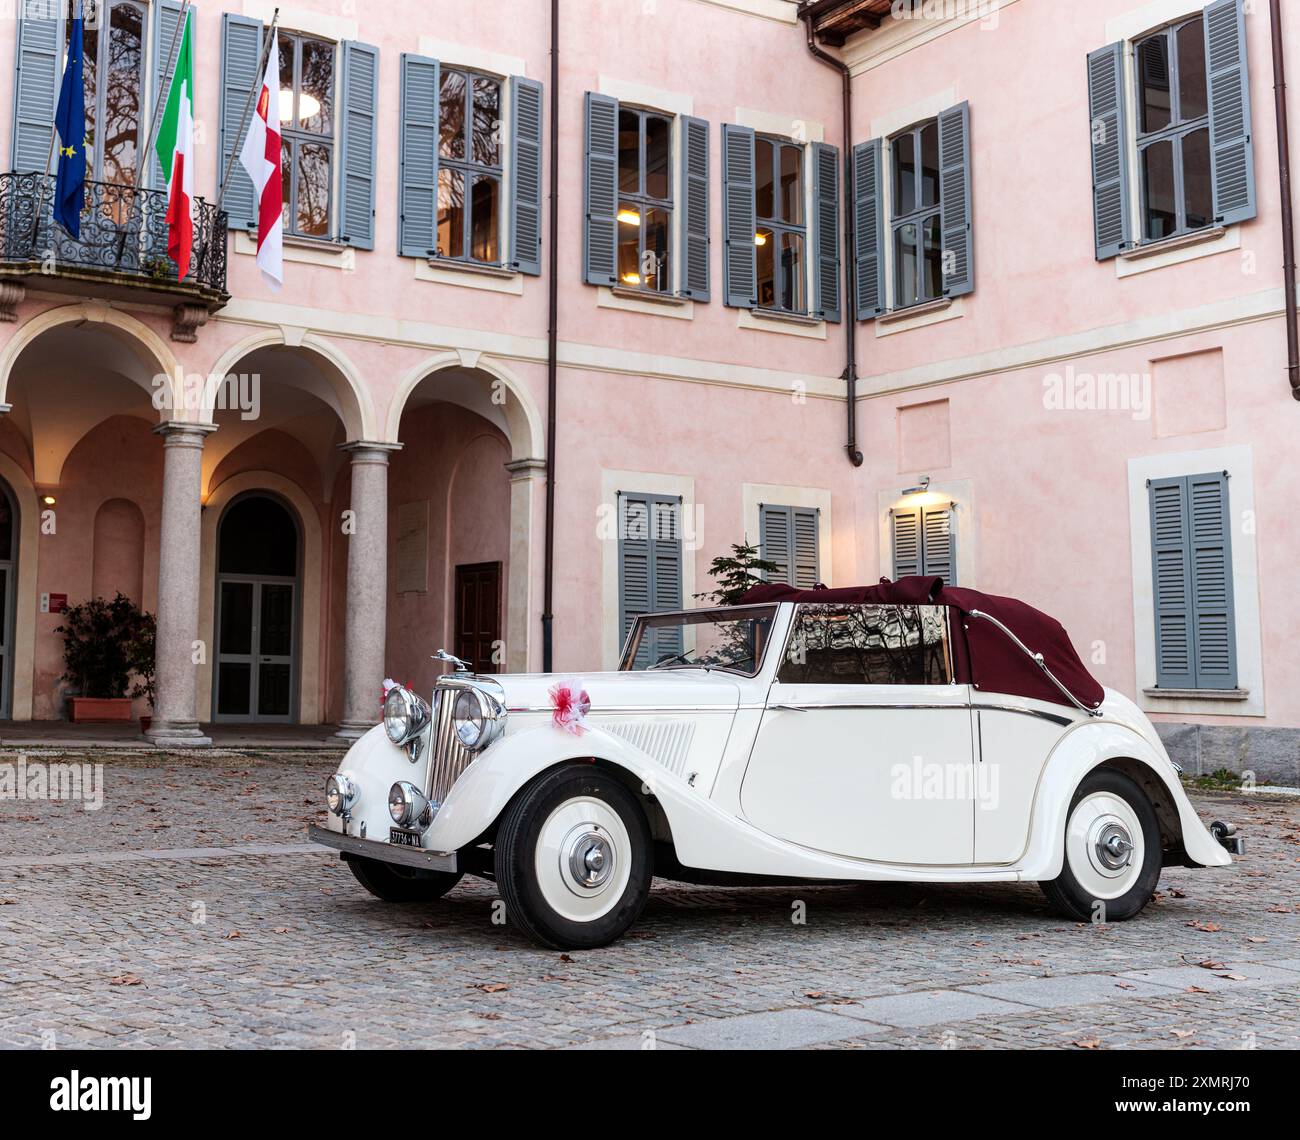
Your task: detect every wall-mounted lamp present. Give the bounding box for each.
[901,476,931,498]
[41,494,57,507]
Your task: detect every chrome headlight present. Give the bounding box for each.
[453,686,505,752]
[388,781,432,831]
[325,772,358,816]
[384,685,431,748]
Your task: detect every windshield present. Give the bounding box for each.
[620,606,778,676]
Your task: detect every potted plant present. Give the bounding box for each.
[56,594,155,723]
[128,612,157,733]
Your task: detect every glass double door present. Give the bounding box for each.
[215,577,296,722]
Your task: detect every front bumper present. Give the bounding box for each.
[308,824,459,873]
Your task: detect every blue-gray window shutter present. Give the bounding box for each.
[339,41,379,250]
[680,115,710,301]
[11,1,61,174]
[509,75,544,275]
[721,123,756,308]
[398,54,439,258]
[1149,473,1238,690]
[892,507,922,580]
[761,505,820,589]
[937,102,973,297]
[150,0,186,191]
[921,505,955,585]
[220,13,263,231]
[583,91,618,285]
[1204,0,1256,227]
[1188,472,1237,688]
[811,141,841,322]
[1087,42,1132,259]
[619,493,683,668]
[853,139,885,320]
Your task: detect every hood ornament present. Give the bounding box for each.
[433,649,473,673]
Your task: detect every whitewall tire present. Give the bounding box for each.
[1040,768,1161,922]
[495,764,653,949]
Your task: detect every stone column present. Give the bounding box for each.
[505,458,547,673]
[146,422,217,748]
[335,442,401,741]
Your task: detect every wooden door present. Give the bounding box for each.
[454,562,503,673]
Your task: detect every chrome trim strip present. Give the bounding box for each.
[966,610,1103,717]
[768,702,970,712]
[971,703,1073,728]
[308,824,458,872]
[505,704,743,714]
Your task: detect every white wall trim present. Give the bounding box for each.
[599,469,697,671]
[844,0,1018,77]
[242,1,357,43]
[876,297,965,337]
[416,259,525,295]
[743,484,834,586]
[598,288,695,320]
[735,107,825,144]
[1116,227,1241,278]
[417,36,527,78]
[876,480,977,588]
[599,76,694,118]
[1106,0,1204,44]
[1127,445,1264,719]
[737,309,828,339]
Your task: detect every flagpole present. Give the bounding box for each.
[33,0,80,247]
[215,8,280,216]
[136,0,192,194]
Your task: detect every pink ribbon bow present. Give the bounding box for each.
[549,681,591,736]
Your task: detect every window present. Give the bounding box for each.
[278,30,335,239]
[617,493,683,669]
[437,66,502,264]
[779,604,952,686]
[754,136,806,313]
[615,107,672,292]
[1149,472,1237,690]
[66,0,147,189]
[1135,18,1212,241]
[890,120,944,309]
[621,607,777,676]
[892,502,956,585]
[759,504,820,589]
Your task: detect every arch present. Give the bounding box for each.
[197,472,323,725]
[384,352,546,461]
[0,453,38,720]
[0,302,181,416]
[92,498,147,604]
[204,330,376,441]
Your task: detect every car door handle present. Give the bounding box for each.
[768,703,810,713]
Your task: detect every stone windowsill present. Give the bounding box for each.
[425,257,518,280]
[879,296,954,325]
[610,286,690,307]
[749,306,821,327]
[1143,687,1250,702]
[1121,226,1227,262]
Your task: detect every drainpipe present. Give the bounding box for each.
[1270,0,1300,399]
[542,0,560,669]
[801,9,864,465]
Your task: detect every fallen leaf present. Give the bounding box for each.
[109,974,143,986]
[1168,888,1187,899]
[272,927,290,934]
[805,991,825,999]
[1115,982,1136,990]
[1215,973,1248,982]
[1246,936,1268,944]
[471,983,509,993]
[225,931,242,940]
[1171,1029,1195,1038]
[1196,960,1226,970]
[1074,1039,1102,1049]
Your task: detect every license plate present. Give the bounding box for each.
[389,828,421,848]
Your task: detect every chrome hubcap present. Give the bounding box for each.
[1095,823,1134,870]
[566,829,615,889]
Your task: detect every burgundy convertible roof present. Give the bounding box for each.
[740,576,1104,711]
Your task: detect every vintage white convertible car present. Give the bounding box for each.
[310,576,1241,949]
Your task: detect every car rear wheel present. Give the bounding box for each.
[1040,768,1161,922]
[495,764,653,950]
[346,855,463,903]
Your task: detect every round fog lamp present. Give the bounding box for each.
[326,772,357,816]
[388,781,431,830]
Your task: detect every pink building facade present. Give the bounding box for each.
[0,0,1294,778]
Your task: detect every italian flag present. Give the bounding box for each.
[154,10,195,280]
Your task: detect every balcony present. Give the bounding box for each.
[0,172,229,340]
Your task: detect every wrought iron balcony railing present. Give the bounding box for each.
[0,171,228,303]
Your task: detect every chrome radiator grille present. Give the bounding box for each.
[425,686,473,807]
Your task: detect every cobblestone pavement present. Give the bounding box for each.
[0,750,1297,1049]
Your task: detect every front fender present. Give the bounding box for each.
[1019,720,1231,880]
[424,721,682,853]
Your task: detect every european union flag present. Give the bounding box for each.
[54,13,87,239]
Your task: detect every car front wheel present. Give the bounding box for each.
[346,855,463,903]
[495,764,653,950]
[1040,768,1161,922]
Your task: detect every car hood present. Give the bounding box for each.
[475,670,745,713]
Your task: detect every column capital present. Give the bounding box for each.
[505,457,547,478]
[340,440,403,464]
[153,421,218,448]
